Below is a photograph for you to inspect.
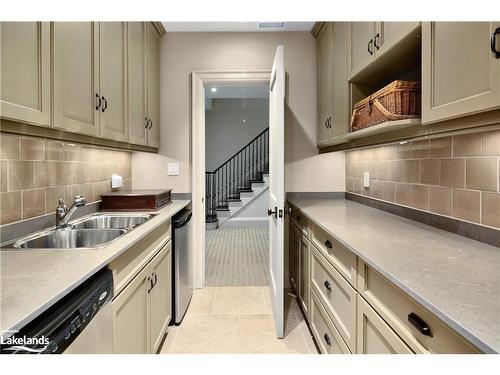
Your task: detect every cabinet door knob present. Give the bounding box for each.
[144,117,149,129]
[101,96,108,112]
[368,39,374,55]
[324,280,332,291]
[148,118,153,129]
[374,33,380,50]
[491,27,500,58]
[408,312,433,337]
[153,272,158,286]
[323,333,332,346]
[95,93,101,110]
[324,240,333,249]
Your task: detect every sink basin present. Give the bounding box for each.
[71,214,154,230]
[13,228,126,249]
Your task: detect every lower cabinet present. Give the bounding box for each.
[298,234,310,319]
[112,241,172,354]
[288,222,299,292]
[356,295,413,354]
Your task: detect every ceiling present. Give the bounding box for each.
[162,22,314,32]
[205,84,269,99]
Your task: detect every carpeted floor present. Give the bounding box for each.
[205,226,269,286]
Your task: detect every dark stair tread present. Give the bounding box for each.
[249,179,264,183]
[227,197,241,202]
[215,206,229,211]
[238,189,253,193]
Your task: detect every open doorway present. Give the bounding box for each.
[204,83,270,286]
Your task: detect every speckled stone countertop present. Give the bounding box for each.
[288,198,500,354]
[0,200,190,338]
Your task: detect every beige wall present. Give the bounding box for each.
[346,128,500,229]
[132,31,345,193]
[0,132,132,225]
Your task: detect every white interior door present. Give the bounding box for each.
[268,45,285,338]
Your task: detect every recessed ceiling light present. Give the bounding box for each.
[211,87,217,93]
[258,22,285,30]
[399,141,408,145]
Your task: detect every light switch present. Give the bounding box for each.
[167,162,180,176]
[363,172,370,188]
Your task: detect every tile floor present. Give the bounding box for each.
[160,286,318,354]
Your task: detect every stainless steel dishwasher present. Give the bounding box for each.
[172,208,193,324]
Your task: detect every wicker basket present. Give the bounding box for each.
[350,80,421,132]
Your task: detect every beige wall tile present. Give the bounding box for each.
[430,186,452,216]
[411,139,429,159]
[22,189,45,219]
[365,161,377,179]
[482,130,500,156]
[395,183,411,206]
[0,161,7,192]
[72,183,93,202]
[440,158,465,188]
[430,137,452,158]
[376,160,390,180]
[395,142,411,159]
[453,133,481,157]
[123,178,132,190]
[45,141,64,161]
[410,185,430,210]
[371,180,383,199]
[8,160,34,190]
[45,186,66,213]
[402,160,419,183]
[419,159,439,185]
[33,161,47,188]
[73,162,97,184]
[0,133,20,159]
[453,189,480,223]
[466,158,498,192]
[482,192,500,228]
[375,145,395,160]
[381,181,395,202]
[345,177,353,192]
[353,178,363,194]
[93,181,111,202]
[0,191,21,224]
[46,162,74,187]
[389,160,403,182]
[21,138,45,161]
[63,143,81,161]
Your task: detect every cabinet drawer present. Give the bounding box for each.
[357,260,480,353]
[311,289,351,354]
[109,219,171,295]
[311,244,357,352]
[290,206,309,237]
[310,222,357,287]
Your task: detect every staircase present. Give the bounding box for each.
[206,128,269,228]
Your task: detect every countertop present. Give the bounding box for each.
[287,197,500,354]
[0,200,190,338]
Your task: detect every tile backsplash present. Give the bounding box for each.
[0,132,132,225]
[346,128,500,229]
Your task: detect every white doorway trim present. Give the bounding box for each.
[191,70,271,289]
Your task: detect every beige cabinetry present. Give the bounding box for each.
[316,22,349,148]
[127,22,148,146]
[52,22,100,136]
[288,221,299,292]
[422,22,500,124]
[0,22,51,127]
[357,295,413,354]
[146,23,160,148]
[99,22,128,142]
[298,234,310,319]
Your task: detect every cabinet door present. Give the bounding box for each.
[289,223,298,291]
[150,242,172,353]
[112,263,151,354]
[316,23,332,147]
[347,22,375,79]
[0,22,51,126]
[374,22,420,58]
[146,23,160,148]
[422,22,500,124]
[127,22,148,146]
[330,22,350,140]
[298,234,310,319]
[356,295,413,354]
[53,22,100,136]
[99,22,128,142]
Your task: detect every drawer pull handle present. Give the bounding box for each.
[324,280,332,291]
[323,333,332,346]
[296,215,301,221]
[324,240,332,249]
[408,313,433,337]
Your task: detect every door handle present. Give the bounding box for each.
[374,33,380,50]
[147,276,153,293]
[153,272,158,287]
[95,93,101,110]
[267,206,278,218]
[144,117,149,128]
[323,333,332,346]
[408,313,433,337]
[324,280,332,291]
[368,39,374,55]
[148,118,153,129]
[101,96,108,112]
[491,27,500,58]
[324,240,333,249]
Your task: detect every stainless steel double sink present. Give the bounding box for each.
[12,213,155,250]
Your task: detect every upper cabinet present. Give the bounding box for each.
[99,22,128,142]
[316,22,349,148]
[0,22,51,127]
[52,22,100,136]
[422,22,500,124]
[146,23,161,148]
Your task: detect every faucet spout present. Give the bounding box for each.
[57,196,87,228]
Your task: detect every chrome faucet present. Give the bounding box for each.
[56,195,86,228]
